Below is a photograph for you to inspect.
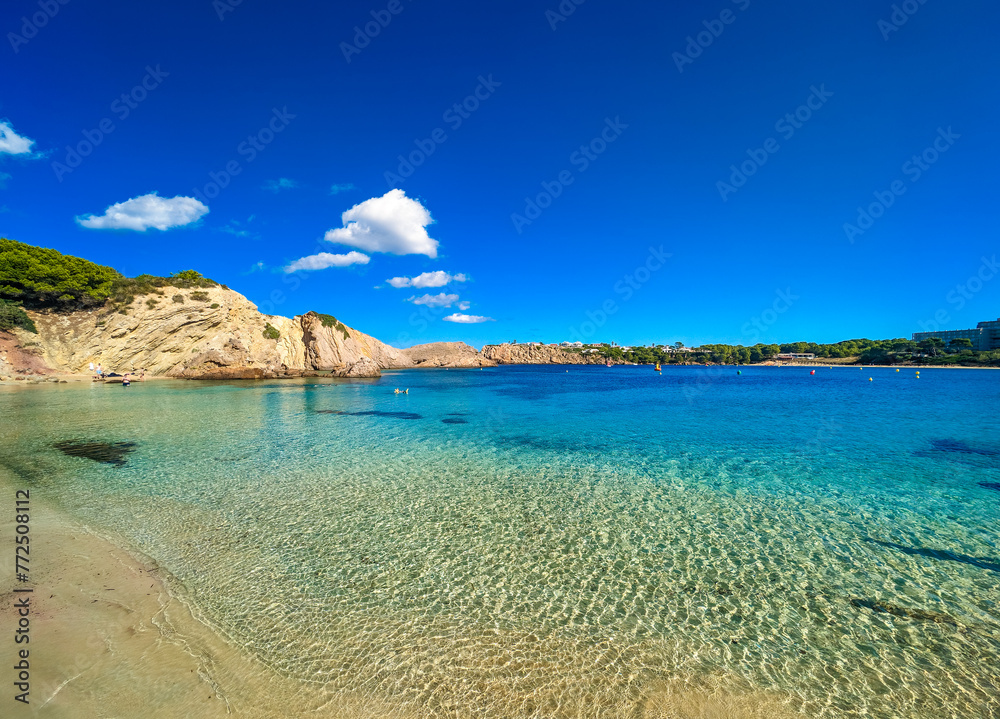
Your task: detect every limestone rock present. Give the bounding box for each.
[480,343,606,365]
[402,342,496,368]
[18,287,407,379]
[336,357,381,378]
[300,312,411,371]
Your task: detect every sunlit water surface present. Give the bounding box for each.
[2,365,998,717]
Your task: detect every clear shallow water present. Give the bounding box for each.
[2,366,999,717]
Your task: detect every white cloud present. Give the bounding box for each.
[329,182,355,195]
[458,301,471,311]
[386,271,467,289]
[263,177,298,192]
[408,293,459,308]
[284,251,369,273]
[325,189,438,257]
[443,313,494,324]
[0,121,36,156]
[76,192,209,231]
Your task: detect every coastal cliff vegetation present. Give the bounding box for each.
[0,237,217,313]
[315,313,350,340]
[0,298,37,333]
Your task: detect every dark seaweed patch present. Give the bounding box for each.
[978,481,1000,492]
[916,439,1000,458]
[868,538,1000,573]
[930,439,1000,456]
[441,418,468,424]
[53,440,137,467]
[913,439,1000,469]
[849,598,957,625]
[315,410,422,420]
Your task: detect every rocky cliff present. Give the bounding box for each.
[6,285,410,379]
[1,288,613,383]
[480,343,608,365]
[401,342,496,368]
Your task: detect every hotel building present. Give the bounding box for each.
[912,317,1000,351]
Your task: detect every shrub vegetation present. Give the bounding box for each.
[0,238,118,307]
[315,313,350,340]
[0,238,219,312]
[0,298,37,333]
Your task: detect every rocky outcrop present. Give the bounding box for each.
[402,342,496,368]
[6,288,615,383]
[300,312,411,371]
[335,357,381,378]
[14,286,409,379]
[0,331,54,379]
[480,343,607,365]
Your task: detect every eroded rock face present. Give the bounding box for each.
[336,357,381,378]
[18,288,408,379]
[300,312,412,372]
[480,343,606,365]
[402,342,496,368]
[11,289,611,382]
[0,330,53,378]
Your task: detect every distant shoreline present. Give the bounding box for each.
[3,362,997,389]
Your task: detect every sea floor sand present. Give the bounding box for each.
[1,498,805,718]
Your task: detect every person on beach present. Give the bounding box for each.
[96,363,103,379]
[89,361,95,377]
[140,368,146,381]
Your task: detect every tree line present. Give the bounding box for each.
[598,337,999,367]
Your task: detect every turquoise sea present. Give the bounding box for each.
[2,365,999,717]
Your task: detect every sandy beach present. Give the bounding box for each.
[0,487,412,718]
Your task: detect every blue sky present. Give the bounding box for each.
[1,0,998,348]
